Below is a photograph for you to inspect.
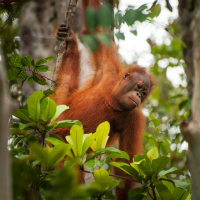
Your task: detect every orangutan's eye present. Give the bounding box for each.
[123,73,129,79]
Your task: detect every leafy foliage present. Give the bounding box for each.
[7,54,54,87]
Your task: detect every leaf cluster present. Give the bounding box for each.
[7,54,54,87]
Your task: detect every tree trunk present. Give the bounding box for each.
[180,0,200,199]
[0,44,12,200]
[19,0,56,95]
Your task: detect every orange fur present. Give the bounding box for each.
[52,0,155,199]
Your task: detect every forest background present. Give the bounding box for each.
[0,0,199,199]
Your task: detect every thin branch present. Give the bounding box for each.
[148,189,154,200]
[150,182,157,200]
[51,0,78,91]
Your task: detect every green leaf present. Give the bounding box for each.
[31,59,35,66]
[155,181,174,200]
[158,167,184,179]
[95,157,106,167]
[7,67,22,80]
[27,91,44,122]
[115,12,123,28]
[115,32,125,40]
[151,119,161,127]
[19,122,37,130]
[32,74,48,85]
[10,54,23,68]
[27,134,40,145]
[55,120,82,128]
[81,35,99,51]
[84,159,96,171]
[110,162,142,182]
[94,168,109,183]
[14,137,24,146]
[124,9,147,26]
[81,134,96,157]
[28,76,34,85]
[45,56,54,62]
[69,125,84,157]
[173,187,190,200]
[85,7,97,31]
[128,187,148,199]
[90,147,121,158]
[95,121,110,150]
[31,144,50,168]
[107,151,130,161]
[152,156,169,174]
[44,99,57,120]
[95,34,111,46]
[17,70,26,81]
[173,180,190,192]
[51,105,69,121]
[147,147,158,160]
[35,58,47,66]
[43,89,55,97]
[49,143,72,168]
[46,137,65,146]
[25,55,32,67]
[35,65,51,72]
[130,30,137,36]
[14,109,31,122]
[148,4,161,19]
[39,97,49,119]
[97,5,113,29]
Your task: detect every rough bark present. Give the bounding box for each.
[51,0,78,90]
[0,45,12,200]
[19,0,56,95]
[178,0,194,100]
[180,0,200,199]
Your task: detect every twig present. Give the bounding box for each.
[51,0,78,91]
[150,182,157,200]
[148,189,154,200]
[82,169,141,183]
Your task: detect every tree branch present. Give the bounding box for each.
[51,0,78,91]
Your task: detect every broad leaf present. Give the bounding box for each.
[51,105,69,121]
[147,147,158,161]
[43,99,57,120]
[155,181,174,200]
[55,120,82,128]
[85,7,97,31]
[46,137,65,146]
[110,162,142,182]
[173,180,190,192]
[35,58,47,66]
[14,109,31,122]
[158,167,184,179]
[10,54,23,68]
[19,122,37,130]
[35,65,51,72]
[27,91,43,122]
[70,125,84,157]
[28,76,34,85]
[152,156,169,174]
[84,159,96,171]
[107,151,129,161]
[39,97,49,119]
[43,89,55,97]
[97,5,113,29]
[7,67,22,80]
